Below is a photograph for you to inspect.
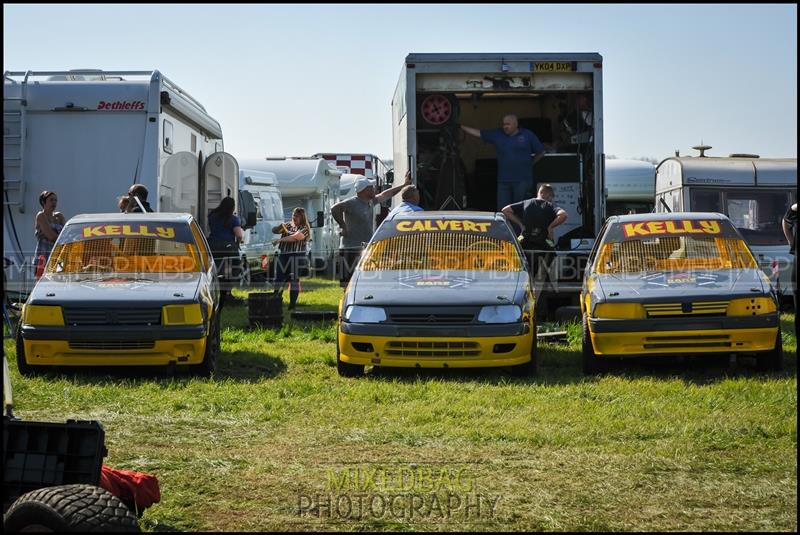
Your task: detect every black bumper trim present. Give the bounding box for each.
[340,322,528,337]
[589,314,779,334]
[21,324,206,341]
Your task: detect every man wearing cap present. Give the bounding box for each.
[332,171,411,286]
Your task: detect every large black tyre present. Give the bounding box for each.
[15,321,43,377]
[336,332,364,377]
[756,325,783,372]
[3,484,139,532]
[192,315,220,377]
[582,315,603,375]
[511,323,538,377]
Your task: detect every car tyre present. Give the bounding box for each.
[336,332,364,377]
[511,323,538,377]
[582,315,604,375]
[756,325,783,372]
[3,483,140,532]
[192,315,220,378]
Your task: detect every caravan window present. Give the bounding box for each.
[690,189,792,246]
[725,191,792,246]
[163,120,174,154]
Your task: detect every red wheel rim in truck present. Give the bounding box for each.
[420,94,452,126]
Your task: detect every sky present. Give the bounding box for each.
[4,4,797,164]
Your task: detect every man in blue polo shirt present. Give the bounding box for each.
[461,114,546,210]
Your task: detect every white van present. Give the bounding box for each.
[238,169,284,284]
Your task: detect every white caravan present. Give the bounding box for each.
[3,69,243,297]
[238,157,341,274]
[605,159,655,216]
[238,169,284,283]
[655,151,796,304]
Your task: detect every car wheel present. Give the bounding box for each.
[192,315,220,378]
[15,321,42,377]
[336,332,364,377]
[756,325,783,372]
[582,315,603,375]
[510,323,537,377]
[3,483,140,532]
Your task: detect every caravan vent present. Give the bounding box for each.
[265,156,286,160]
[729,153,760,158]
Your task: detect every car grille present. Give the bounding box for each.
[387,307,479,324]
[643,301,728,318]
[62,308,162,326]
[69,340,156,350]
[385,341,480,357]
[643,334,731,350]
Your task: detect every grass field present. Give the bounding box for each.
[4,278,797,531]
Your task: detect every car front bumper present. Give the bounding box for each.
[587,314,780,356]
[20,324,207,366]
[338,323,534,368]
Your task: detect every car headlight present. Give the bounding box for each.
[344,305,387,323]
[23,304,65,326]
[593,302,646,319]
[162,304,204,325]
[727,297,777,316]
[477,305,522,324]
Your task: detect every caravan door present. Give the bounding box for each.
[161,151,199,215]
[202,152,239,233]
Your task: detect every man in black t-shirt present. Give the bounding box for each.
[782,202,797,316]
[502,184,567,284]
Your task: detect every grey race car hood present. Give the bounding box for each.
[349,270,528,306]
[595,268,770,303]
[27,273,202,306]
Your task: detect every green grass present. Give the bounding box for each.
[4,278,797,531]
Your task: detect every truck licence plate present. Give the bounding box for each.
[534,62,574,72]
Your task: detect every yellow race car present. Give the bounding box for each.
[16,213,221,376]
[337,212,537,377]
[581,212,782,373]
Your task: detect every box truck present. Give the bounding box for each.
[390,53,605,316]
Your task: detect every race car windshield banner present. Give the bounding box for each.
[604,219,740,242]
[374,219,515,242]
[58,222,195,244]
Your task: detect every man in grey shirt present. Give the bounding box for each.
[332,171,411,285]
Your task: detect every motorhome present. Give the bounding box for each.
[391,53,605,316]
[605,159,655,216]
[238,157,342,274]
[238,169,284,283]
[655,150,796,304]
[3,69,244,297]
